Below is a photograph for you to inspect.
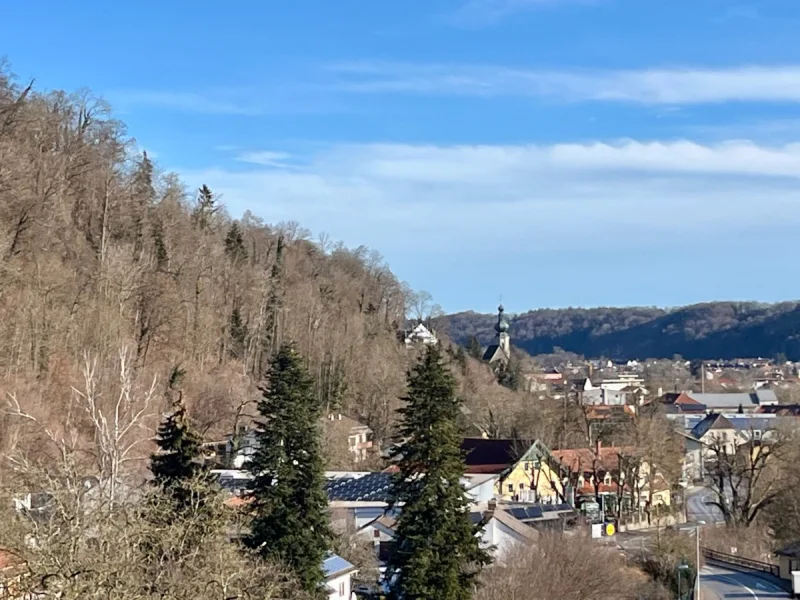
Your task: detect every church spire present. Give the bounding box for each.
[494,304,510,357]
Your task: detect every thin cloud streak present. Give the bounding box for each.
[326,62,800,105]
[183,139,800,261]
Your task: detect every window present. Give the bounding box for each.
[374,529,381,538]
[519,483,525,490]
[507,484,514,493]
[524,462,531,471]
[339,581,345,596]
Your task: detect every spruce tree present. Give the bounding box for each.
[224,222,248,264]
[246,343,332,594]
[387,345,491,600]
[466,336,482,360]
[150,368,207,509]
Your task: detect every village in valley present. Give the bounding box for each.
[2,6,800,595]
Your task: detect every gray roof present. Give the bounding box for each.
[689,413,781,438]
[688,390,777,409]
[325,472,393,502]
[482,344,501,362]
[322,554,356,578]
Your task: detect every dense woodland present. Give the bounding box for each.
[446,301,800,360]
[0,64,420,460]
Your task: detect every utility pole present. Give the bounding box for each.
[695,524,701,598]
[701,362,705,394]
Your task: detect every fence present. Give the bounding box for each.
[701,546,780,577]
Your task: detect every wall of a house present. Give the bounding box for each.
[495,461,563,503]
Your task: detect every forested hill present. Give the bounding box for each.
[445,302,800,360]
[0,67,411,446]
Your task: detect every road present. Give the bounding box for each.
[700,565,791,599]
[686,485,725,525]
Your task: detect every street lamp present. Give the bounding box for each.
[677,562,690,599]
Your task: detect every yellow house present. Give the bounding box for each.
[460,438,565,503]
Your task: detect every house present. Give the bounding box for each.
[322,554,358,600]
[361,503,538,563]
[460,438,565,503]
[678,413,782,480]
[659,389,779,415]
[552,443,671,512]
[776,541,800,584]
[400,322,438,347]
[482,304,511,367]
[224,415,374,468]
[323,414,374,464]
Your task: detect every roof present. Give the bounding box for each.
[482,344,506,363]
[506,504,574,522]
[325,472,393,502]
[322,554,357,579]
[551,446,633,473]
[461,438,518,474]
[491,509,539,543]
[776,541,800,557]
[758,404,800,416]
[686,390,778,409]
[690,413,736,438]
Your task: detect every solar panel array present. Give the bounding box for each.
[325,472,394,502]
[507,503,574,521]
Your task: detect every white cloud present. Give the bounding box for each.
[107,90,264,116]
[179,139,800,262]
[326,62,800,105]
[236,150,294,167]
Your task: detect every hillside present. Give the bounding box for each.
[0,66,413,450]
[445,302,800,360]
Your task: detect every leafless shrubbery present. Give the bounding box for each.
[0,463,311,600]
[476,533,652,600]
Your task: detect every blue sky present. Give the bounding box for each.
[3,0,800,313]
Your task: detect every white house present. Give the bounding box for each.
[322,554,358,600]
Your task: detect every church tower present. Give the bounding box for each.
[495,304,510,358]
[482,303,511,365]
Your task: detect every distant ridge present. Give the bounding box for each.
[444,301,800,360]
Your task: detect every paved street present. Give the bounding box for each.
[686,486,725,525]
[700,565,791,599]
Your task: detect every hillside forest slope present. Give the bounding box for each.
[0,65,417,454]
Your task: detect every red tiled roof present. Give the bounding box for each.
[552,446,634,473]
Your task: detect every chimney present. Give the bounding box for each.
[487,499,497,512]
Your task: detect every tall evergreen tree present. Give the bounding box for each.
[387,345,491,600]
[224,221,248,264]
[150,367,207,508]
[228,305,247,359]
[466,336,482,360]
[246,343,332,594]
[191,184,218,231]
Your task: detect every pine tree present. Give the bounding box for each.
[150,367,207,509]
[387,345,491,600]
[467,336,482,360]
[246,343,332,593]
